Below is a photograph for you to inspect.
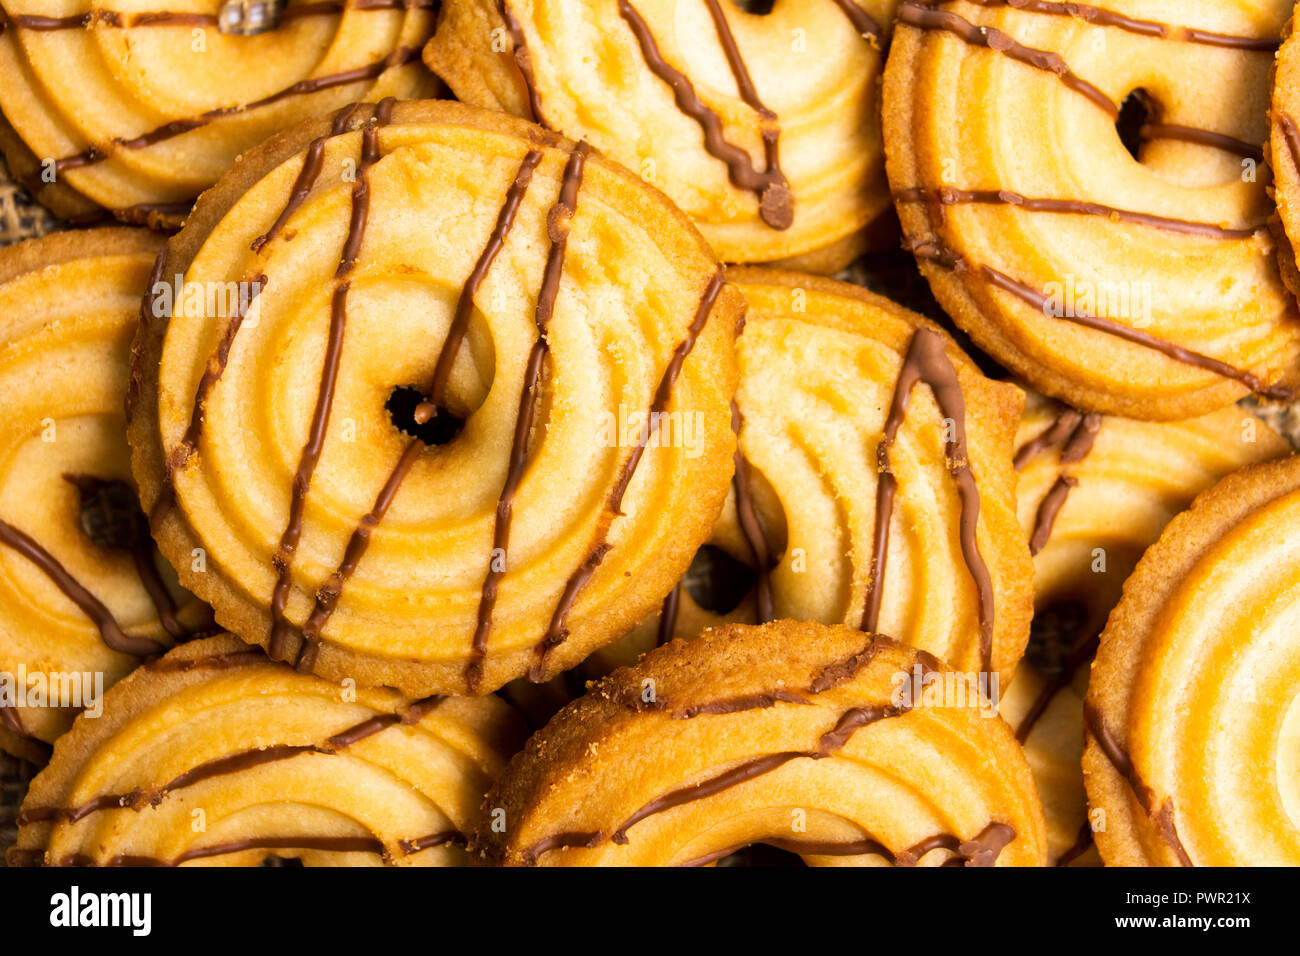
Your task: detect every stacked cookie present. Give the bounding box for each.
[1,0,1298,867]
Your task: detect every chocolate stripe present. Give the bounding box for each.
[677,821,1014,867]
[861,327,997,673]
[910,239,1294,401]
[1025,411,1101,555]
[730,403,774,623]
[656,581,681,646]
[1278,113,1300,176]
[529,269,724,681]
[18,690,445,826]
[51,47,419,174]
[922,0,1279,51]
[1140,123,1264,163]
[466,144,587,691]
[4,1,434,32]
[617,0,792,228]
[1014,408,1082,470]
[497,0,546,126]
[893,188,1262,240]
[294,148,544,672]
[829,0,883,42]
[897,2,1117,118]
[1084,700,1193,866]
[0,519,162,656]
[268,98,396,663]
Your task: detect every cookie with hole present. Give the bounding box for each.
[0,227,213,764]
[0,0,438,228]
[884,0,1300,419]
[477,620,1047,867]
[1002,391,1289,866]
[127,99,744,699]
[425,0,899,271]
[588,268,1033,691]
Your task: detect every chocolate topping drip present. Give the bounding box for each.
[0,704,53,762]
[529,269,724,681]
[294,147,546,673]
[467,143,588,692]
[1278,113,1300,176]
[1140,123,1264,162]
[829,0,883,42]
[267,97,396,664]
[909,239,1295,401]
[18,688,445,829]
[926,0,1279,51]
[497,0,546,126]
[1055,819,1095,866]
[677,820,1013,867]
[656,581,682,646]
[618,0,793,229]
[861,327,997,673]
[1084,700,1193,866]
[893,187,1262,240]
[1014,612,1101,743]
[4,1,435,32]
[520,659,1016,866]
[0,518,162,657]
[730,403,775,623]
[52,48,420,175]
[1017,410,1101,555]
[897,2,1117,118]
[23,828,465,867]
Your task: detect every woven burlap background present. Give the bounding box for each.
[1,150,1297,865]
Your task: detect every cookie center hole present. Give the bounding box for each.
[683,544,757,615]
[65,475,148,551]
[733,0,777,12]
[1115,89,1155,162]
[386,385,465,447]
[718,844,809,867]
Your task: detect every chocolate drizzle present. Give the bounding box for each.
[0,518,163,657]
[730,403,774,623]
[617,0,793,229]
[829,0,883,43]
[676,821,1014,867]
[497,0,546,126]
[1276,113,1300,176]
[50,48,419,175]
[529,269,724,681]
[290,143,546,672]
[897,2,1117,118]
[3,1,435,33]
[520,653,1016,865]
[925,0,1279,51]
[1015,409,1102,555]
[656,581,681,646]
[909,239,1294,401]
[1140,123,1264,163]
[893,187,1262,240]
[18,688,445,830]
[268,97,398,664]
[466,143,588,692]
[1084,700,1194,866]
[861,327,997,673]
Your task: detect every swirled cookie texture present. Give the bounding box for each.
[128,100,743,698]
[479,620,1046,866]
[425,0,896,270]
[1083,456,1300,865]
[1006,393,1288,865]
[0,0,437,227]
[592,269,1031,685]
[1268,15,1300,298]
[884,0,1300,419]
[8,634,526,866]
[0,228,211,765]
